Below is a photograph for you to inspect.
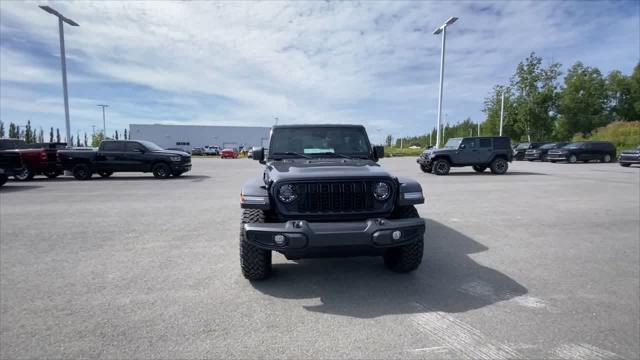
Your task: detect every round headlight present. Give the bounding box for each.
[373,182,390,201]
[278,184,297,203]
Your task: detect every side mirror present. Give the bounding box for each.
[373,145,384,161]
[253,147,265,164]
[459,144,466,149]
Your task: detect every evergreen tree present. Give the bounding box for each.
[25,120,33,143]
[8,123,16,138]
[124,129,128,140]
[56,128,61,143]
[84,132,88,147]
[0,121,4,138]
[76,132,81,147]
[38,128,44,143]
[49,127,54,142]
[16,126,21,140]
[115,130,119,140]
[91,131,104,147]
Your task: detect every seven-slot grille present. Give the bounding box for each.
[278,180,392,214]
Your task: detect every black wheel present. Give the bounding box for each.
[240,209,272,280]
[568,154,577,164]
[98,171,113,178]
[173,171,183,177]
[472,165,486,173]
[432,159,450,175]
[384,206,423,273]
[550,160,556,163]
[420,164,432,173]
[44,171,59,179]
[620,163,631,167]
[14,168,34,181]
[0,174,7,187]
[527,159,533,162]
[490,158,509,174]
[542,155,548,162]
[602,154,612,163]
[72,164,92,180]
[152,163,171,179]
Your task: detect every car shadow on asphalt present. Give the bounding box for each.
[251,219,528,318]
[443,171,546,176]
[0,185,43,193]
[19,175,211,182]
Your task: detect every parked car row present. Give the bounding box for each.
[417,138,639,175]
[0,139,192,185]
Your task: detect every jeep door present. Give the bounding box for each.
[457,138,478,165]
[477,138,493,163]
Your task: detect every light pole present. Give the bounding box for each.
[478,122,480,136]
[97,104,109,137]
[499,90,505,136]
[274,117,279,125]
[39,5,78,149]
[433,16,458,148]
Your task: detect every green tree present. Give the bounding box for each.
[124,129,128,140]
[511,52,562,141]
[115,130,119,140]
[607,63,640,121]
[0,121,4,138]
[49,127,54,142]
[38,127,44,143]
[482,85,520,138]
[91,131,104,147]
[56,128,61,143]
[76,132,81,147]
[8,123,16,138]
[84,132,88,147]
[24,120,33,143]
[385,134,393,146]
[16,126,21,140]
[556,62,609,140]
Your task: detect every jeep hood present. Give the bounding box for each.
[265,159,393,184]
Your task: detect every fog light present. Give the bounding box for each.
[274,234,286,245]
[392,230,401,240]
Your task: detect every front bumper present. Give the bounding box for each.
[619,156,640,164]
[417,156,431,165]
[244,217,425,255]
[171,162,192,172]
[525,153,541,160]
[547,154,568,161]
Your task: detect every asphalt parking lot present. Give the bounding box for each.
[1,157,638,359]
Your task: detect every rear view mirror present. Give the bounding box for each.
[373,145,384,161]
[253,147,265,164]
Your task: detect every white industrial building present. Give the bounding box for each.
[129,124,271,151]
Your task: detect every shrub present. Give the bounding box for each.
[572,121,640,151]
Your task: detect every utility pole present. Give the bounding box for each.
[40,5,78,149]
[274,117,279,125]
[499,90,505,136]
[433,16,458,148]
[97,104,109,137]
[478,122,480,137]
[92,125,96,136]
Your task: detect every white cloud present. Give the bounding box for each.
[0,0,638,142]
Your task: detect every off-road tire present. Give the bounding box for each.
[384,206,423,272]
[14,168,34,181]
[72,164,92,180]
[472,165,486,173]
[152,163,171,179]
[603,154,612,163]
[240,209,272,280]
[490,158,509,174]
[432,159,450,176]
[98,171,113,178]
[568,154,577,164]
[620,163,631,167]
[420,164,432,173]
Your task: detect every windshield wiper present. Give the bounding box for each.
[271,152,312,159]
[312,152,355,159]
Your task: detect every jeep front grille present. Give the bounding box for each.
[276,180,394,217]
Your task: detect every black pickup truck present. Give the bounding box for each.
[0,151,23,187]
[58,140,191,180]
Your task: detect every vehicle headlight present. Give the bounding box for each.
[278,184,297,203]
[373,182,391,201]
[169,156,182,162]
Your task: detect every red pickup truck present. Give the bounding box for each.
[0,139,66,180]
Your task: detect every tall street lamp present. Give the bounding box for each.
[97,104,109,137]
[499,90,505,136]
[433,16,458,148]
[39,5,78,149]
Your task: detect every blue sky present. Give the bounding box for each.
[1,1,638,143]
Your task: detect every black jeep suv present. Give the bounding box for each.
[239,124,426,280]
[417,136,512,175]
[546,141,616,163]
[524,142,569,161]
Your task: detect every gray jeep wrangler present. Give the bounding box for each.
[239,124,426,280]
[417,136,513,175]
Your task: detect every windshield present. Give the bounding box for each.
[516,143,530,149]
[268,127,371,159]
[563,142,584,149]
[137,140,164,151]
[539,143,557,149]
[443,138,462,149]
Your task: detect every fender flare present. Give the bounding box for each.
[241,178,271,209]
